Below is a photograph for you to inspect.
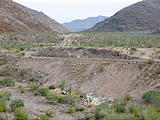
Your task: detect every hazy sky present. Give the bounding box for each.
[13,0,142,23]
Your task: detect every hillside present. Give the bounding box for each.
[87,0,160,32]
[0,0,57,32]
[63,16,107,32]
[17,4,70,33]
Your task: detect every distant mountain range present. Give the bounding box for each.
[63,16,108,32]
[87,0,160,32]
[0,0,69,33]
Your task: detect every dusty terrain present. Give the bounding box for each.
[1,33,160,119]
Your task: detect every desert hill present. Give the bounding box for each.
[87,0,160,32]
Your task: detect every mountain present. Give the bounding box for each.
[63,16,107,32]
[17,4,70,33]
[87,0,160,32]
[0,0,68,33]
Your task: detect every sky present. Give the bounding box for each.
[13,0,142,23]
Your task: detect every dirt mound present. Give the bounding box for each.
[37,47,137,60]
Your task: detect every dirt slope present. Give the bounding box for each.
[15,57,159,98]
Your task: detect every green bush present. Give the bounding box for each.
[99,66,104,72]
[152,96,160,109]
[0,92,12,102]
[94,104,108,120]
[19,87,25,93]
[58,95,69,104]
[35,87,49,96]
[106,112,135,120]
[0,78,15,86]
[49,85,56,90]
[0,116,3,120]
[138,62,144,70]
[124,94,132,101]
[76,107,85,111]
[130,47,137,51]
[128,105,142,119]
[10,99,24,111]
[113,104,126,113]
[19,46,25,51]
[0,100,7,112]
[27,83,37,91]
[85,114,93,120]
[40,114,49,120]
[157,68,160,75]
[147,59,153,65]
[14,108,28,120]
[29,78,35,82]
[142,91,160,103]
[45,110,52,117]
[59,80,65,90]
[46,94,59,103]
[68,107,75,114]
[46,94,70,104]
[144,106,160,120]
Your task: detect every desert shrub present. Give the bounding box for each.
[29,78,35,82]
[49,85,56,90]
[0,116,3,120]
[21,52,25,56]
[156,50,160,54]
[27,82,37,91]
[69,95,77,106]
[40,114,49,120]
[124,94,132,101]
[143,106,160,120]
[0,100,7,112]
[152,96,160,109]
[130,47,137,51]
[19,87,25,93]
[19,46,25,51]
[10,99,24,111]
[85,114,94,120]
[39,44,45,47]
[138,62,144,70]
[94,104,108,120]
[157,68,160,75]
[147,59,153,65]
[0,92,12,102]
[68,107,75,114]
[0,55,8,64]
[59,80,65,90]
[99,66,104,72]
[46,94,70,104]
[142,91,160,103]
[128,105,142,118]
[58,95,69,104]
[106,112,135,120]
[76,107,85,111]
[0,78,15,86]
[14,108,28,120]
[113,104,126,113]
[45,110,52,117]
[35,87,49,96]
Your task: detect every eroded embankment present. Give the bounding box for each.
[14,56,160,98]
[37,47,138,60]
